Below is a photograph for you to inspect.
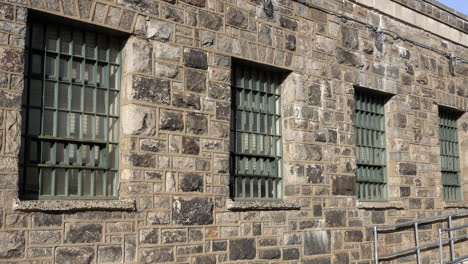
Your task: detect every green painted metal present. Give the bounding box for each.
[21,22,121,199]
[439,109,462,201]
[355,90,388,201]
[231,63,282,200]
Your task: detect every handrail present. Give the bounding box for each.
[374,209,468,264]
[375,210,468,230]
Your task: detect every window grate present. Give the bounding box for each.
[439,109,462,201]
[21,21,121,199]
[355,90,388,201]
[230,62,283,200]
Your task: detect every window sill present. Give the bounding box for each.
[444,201,468,209]
[13,198,136,212]
[227,199,302,211]
[357,201,405,210]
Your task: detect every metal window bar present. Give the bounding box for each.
[373,209,468,264]
[438,224,468,264]
[354,90,388,201]
[439,110,462,201]
[21,21,121,199]
[231,63,283,200]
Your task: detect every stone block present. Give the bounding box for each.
[160,110,184,131]
[0,231,25,258]
[184,48,208,70]
[147,19,173,42]
[213,240,227,251]
[182,136,200,155]
[332,175,356,195]
[64,223,103,243]
[286,34,296,51]
[208,82,230,100]
[216,102,230,121]
[200,10,222,30]
[344,230,363,242]
[399,162,417,175]
[193,255,216,264]
[259,248,280,259]
[229,238,256,260]
[140,228,158,244]
[283,248,300,260]
[123,153,156,168]
[139,247,174,263]
[172,92,201,110]
[154,42,181,61]
[325,210,346,227]
[185,69,206,93]
[29,230,61,244]
[173,196,213,225]
[155,61,179,79]
[187,112,208,135]
[140,139,166,153]
[226,7,247,29]
[341,26,359,50]
[161,5,183,23]
[55,247,94,264]
[294,144,322,161]
[0,90,21,108]
[279,16,298,31]
[336,48,364,68]
[161,229,187,244]
[121,104,156,136]
[128,75,170,105]
[180,173,203,192]
[98,246,122,263]
[304,230,331,255]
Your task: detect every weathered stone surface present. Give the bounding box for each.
[173,196,213,225]
[140,247,174,263]
[123,153,156,168]
[129,75,170,105]
[209,82,230,100]
[124,37,153,73]
[160,110,184,131]
[180,173,203,192]
[213,240,227,251]
[342,26,359,50]
[161,229,187,243]
[399,163,417,175]
[5,110,20,155]
[394,113,407,128]
[55,247,94,264]
[155,61,179,79]
[28,247,52,258]
[216,102,230,121]
[140,228,158,244]
[0,90,21,108]
[226,7,247,28]
[182,136,200,155]
[147,211,170,225]
[187,112,208,135]
[121,104,156,136]
[259,248,281,259]
[180,0,205,7]
[172,92,201,110]
[147,19,172,42]
[161,5,183,23]
[0,231,25,258]
[304,230,331,255]
[230,238,256,260]
[184,48,208,70]
[185,69,206,93]
[325,210,346,227]
[140,139,166,153]
[332,175,356,195]
[344,230,363,242]
[193,255,216,264]
[295,144,322,161]
[64,223,102,243]
[286,34,296,51]
[155,42,181,61]
[200,10,222,30]
[336,48,364,68]
[98,246,122,263]
[283,248,300,260]
[279,16,298,31]
[306,164,324,183]
[259,23,272,46]
[119,10,136,30]
[30,230,61,244]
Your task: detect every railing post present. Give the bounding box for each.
[414,223,421,264]
[448,215,455,261]
[438,228,444,264]
[374,226,379,264]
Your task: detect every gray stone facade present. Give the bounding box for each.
[0,0,467,263]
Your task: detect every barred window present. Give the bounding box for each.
[21,18,122,199]
[355,90,388,201]
[439,108,462,201]
[230,61,284,200]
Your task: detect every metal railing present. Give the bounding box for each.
[374,209,468,264]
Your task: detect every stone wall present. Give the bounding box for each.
[0,0,467,263]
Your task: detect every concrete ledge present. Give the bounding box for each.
[444,202,468,209]
[13,199,137,212]
[227,199,301,211]
[357,201,405,210]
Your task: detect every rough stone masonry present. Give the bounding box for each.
[0,0,467,263]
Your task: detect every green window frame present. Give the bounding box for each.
[354,90,388,201]
[230,61,283,200]
[439,108,462,201]
[21,19,122,199]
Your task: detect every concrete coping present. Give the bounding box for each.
[444,201,468,209]
[357,201,405,210]
[13,198,137,212]
[227,199,302,211]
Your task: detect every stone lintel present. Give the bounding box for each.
[357,201,405,210]
[444,202,468,209]
[227,199,301,211]
[13,199,136,212]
